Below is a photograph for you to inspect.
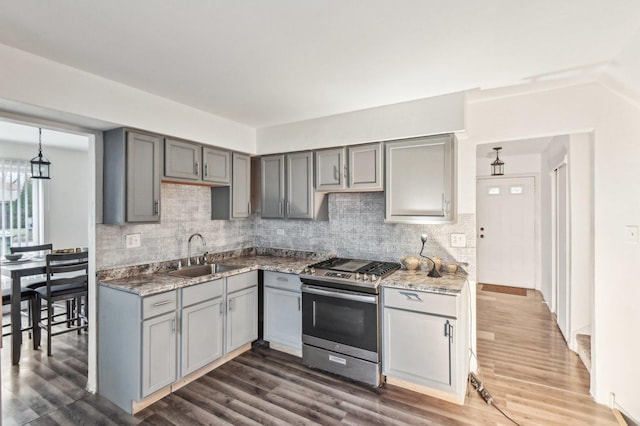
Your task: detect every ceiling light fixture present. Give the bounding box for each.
[491,147,504,176]
[30,128,51,179]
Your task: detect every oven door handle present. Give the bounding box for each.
[301,285,377,304]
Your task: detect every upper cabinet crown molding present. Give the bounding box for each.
[385,134,455,224]
[314,142,383,192]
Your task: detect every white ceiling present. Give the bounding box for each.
[0,0,639,129]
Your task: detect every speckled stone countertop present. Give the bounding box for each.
[99,248,333,297]
[380,269,468,295]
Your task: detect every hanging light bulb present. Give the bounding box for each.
[491,147,504,176]
[30,128,51,179]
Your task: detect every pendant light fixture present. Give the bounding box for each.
[491,147,504,176]
[30,128,51,179]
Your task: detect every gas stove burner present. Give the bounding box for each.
[301,257,401,294]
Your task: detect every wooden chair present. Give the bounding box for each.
[1,244,53,339]
[33,251,89,355]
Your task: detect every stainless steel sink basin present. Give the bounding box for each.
[168,263,242,277]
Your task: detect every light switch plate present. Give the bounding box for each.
[624,225,639,244]
[451,233,466,248]
[277,228,285,236]
[125,233,141,248]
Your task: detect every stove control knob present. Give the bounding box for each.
[310,268,315,275]
[363,273,369,282]
[355,273,361,280]
[371,274,377,281]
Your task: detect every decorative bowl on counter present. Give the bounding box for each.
[401,256,422,271]
[445,263,458,274]
[4,253,23,261]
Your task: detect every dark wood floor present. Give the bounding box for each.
[2,288,618,425]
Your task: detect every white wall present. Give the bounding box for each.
[0,140,89,249]
[466,81,640,419]
[0,43,256,153]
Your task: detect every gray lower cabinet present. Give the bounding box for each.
[263,271,302,354]
[98,270,258,414]
[103,128,162,224]
[180,279,224,376]
[314,142,383,192]
[261,151,327,219]
[382,286,469,403]
[142,311,177,396]
[385,134,455,223]
[226,272,258,353]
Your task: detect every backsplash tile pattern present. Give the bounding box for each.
[255,192,476,280]
[96,183,253,270]
[97,185,476,280]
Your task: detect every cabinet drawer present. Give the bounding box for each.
[384,288,457,317]
[226,271,258,294]
[142,290,177,319]
[182,279,223,307]
[263,271,301,292]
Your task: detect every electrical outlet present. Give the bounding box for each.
[451,233,466,248]
[125,233,141,248]
[277,228,285,236]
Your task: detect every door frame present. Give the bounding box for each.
[551,159,571,341]
[476,173,541,290]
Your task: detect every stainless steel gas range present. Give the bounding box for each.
[299,257,400,386]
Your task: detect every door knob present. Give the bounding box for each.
[480,227,484,231]
[480,234,484,238]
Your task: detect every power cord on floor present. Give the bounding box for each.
[469,372,521,425]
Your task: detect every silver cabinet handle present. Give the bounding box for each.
[204,163,208,177]
[277,277,288,282]
[154,200,160,215]
[195,161,199,175]
[297,296,301,311]
[219,302,224,315]
[229,299,233,311]
[398,291,423,302]
[153,300,172,306]
[287,201,290,215]
[171,318,176,333]
[279,201,282,215]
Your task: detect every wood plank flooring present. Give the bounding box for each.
[2,288,617,425]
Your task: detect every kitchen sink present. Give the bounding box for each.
[168,263,243,277]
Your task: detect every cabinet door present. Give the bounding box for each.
[126,131,161,223]
[142,311,176,397]
[261,154,285,218]
[226,286,257,353]
[164,138,201,181]
[181,298,224,376]
[348,143,383,191]
[203,147,231,184]
[264,287,302,351]
[232,153,251,218]
[383,307,454,390]
[286,151,313,219]
[315,148,346,191]
[385,135,454,223]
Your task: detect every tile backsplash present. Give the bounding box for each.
[97,185,476,280]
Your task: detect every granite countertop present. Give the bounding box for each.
[380,269,468,295]
[99,253,322,297]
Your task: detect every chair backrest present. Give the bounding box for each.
[11,243,53,256]
[45,251,89,296]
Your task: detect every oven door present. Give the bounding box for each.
[301,284,379,361]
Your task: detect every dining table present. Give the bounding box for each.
[1,256,46,364]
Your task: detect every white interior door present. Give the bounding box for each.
[555,165,570,340]
[477,177,535,288]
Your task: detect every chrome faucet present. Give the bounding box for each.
[187,233,207,267]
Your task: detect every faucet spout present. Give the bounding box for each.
[187,233,207,267]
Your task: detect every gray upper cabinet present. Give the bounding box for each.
[203,147,231,185]
[315,142,383,192]
[286,152,314,219]
[315,148,346,191]
[232,153,251,218]
[164,138,201,181]
[104,128,162,224]
[261,154,285,218]
[261,151,326,220]
[348,142,383,190]
[385,134,454,223]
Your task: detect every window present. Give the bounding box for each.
[0,159,43,256]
